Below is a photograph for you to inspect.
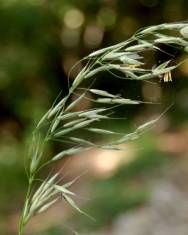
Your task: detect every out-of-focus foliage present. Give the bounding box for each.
[70,136,170,232]
[0,0,188,234]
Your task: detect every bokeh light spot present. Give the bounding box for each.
[64,8,85,29]
[84,24,104,48]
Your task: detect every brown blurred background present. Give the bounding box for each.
[0,0,188,234]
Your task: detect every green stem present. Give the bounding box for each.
[18,175,34,235]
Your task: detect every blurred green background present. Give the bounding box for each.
[0,0,188,235]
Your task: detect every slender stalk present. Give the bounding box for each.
[18,175,34,235]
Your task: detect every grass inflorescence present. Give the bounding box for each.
[18,22,188,235]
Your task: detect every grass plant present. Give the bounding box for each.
[18,22,188,235]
